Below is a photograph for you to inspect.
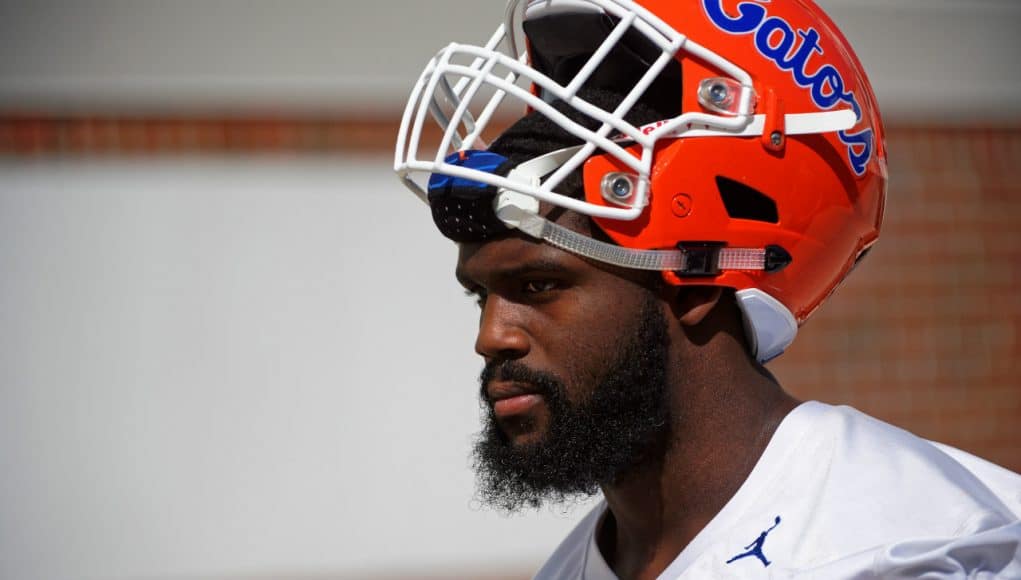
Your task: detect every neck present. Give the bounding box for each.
[598,340,799,580]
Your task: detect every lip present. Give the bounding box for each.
[486,381,545,417]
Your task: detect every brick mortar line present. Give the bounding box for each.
[1,115,1019,155]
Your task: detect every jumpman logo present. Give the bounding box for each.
[726,516,782,567]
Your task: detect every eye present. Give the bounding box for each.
[522,279,559,295]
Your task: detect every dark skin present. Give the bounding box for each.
[455,210,800,580]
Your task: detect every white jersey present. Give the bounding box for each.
[534,401,1021,579]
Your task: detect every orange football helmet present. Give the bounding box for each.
[395,0,887,362]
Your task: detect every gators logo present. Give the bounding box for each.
[703,0,874,176]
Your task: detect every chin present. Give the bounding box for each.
[495,405,550,440]
[498,417,550,449]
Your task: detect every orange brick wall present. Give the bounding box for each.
[773,127,1021,472]
[2,116,1018,471]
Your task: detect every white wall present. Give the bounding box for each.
[1,0,1020,120]
[0,156,597,580]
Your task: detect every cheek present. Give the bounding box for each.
[539,292,645,402]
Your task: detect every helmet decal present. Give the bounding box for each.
[702,0,873,175]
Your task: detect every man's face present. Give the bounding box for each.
[455,225,672,511]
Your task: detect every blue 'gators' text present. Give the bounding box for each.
[703,0,873,176]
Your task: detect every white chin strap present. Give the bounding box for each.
[493,147,797,363]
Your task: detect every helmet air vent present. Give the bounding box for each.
[715,176,779,224]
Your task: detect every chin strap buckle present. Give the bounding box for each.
[669,243,793,280]
[675,242,725,277]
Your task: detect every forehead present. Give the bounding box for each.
[456,233,580,286]
[454,207,594,282]
[454,210,655,293]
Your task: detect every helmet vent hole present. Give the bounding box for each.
[716,176,779,224]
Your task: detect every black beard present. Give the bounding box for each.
[472,295,671,512]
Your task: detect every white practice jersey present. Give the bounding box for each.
[534,401,1021,579]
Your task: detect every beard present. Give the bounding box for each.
[471,294,671,512]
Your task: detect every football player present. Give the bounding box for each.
[394,1,1021,577]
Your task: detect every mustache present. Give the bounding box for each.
[478,360,562,401]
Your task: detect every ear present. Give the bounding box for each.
[668,286,725,327]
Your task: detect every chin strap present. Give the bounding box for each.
[493,148,791,275]
[513,209,787,275]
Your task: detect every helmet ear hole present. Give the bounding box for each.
[715,176,779,224]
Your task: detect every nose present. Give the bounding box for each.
[474,295,530,361]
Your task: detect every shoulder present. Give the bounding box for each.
[795,401,1020,523]
[931,440,1021,515]
[700,401,1021,577]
